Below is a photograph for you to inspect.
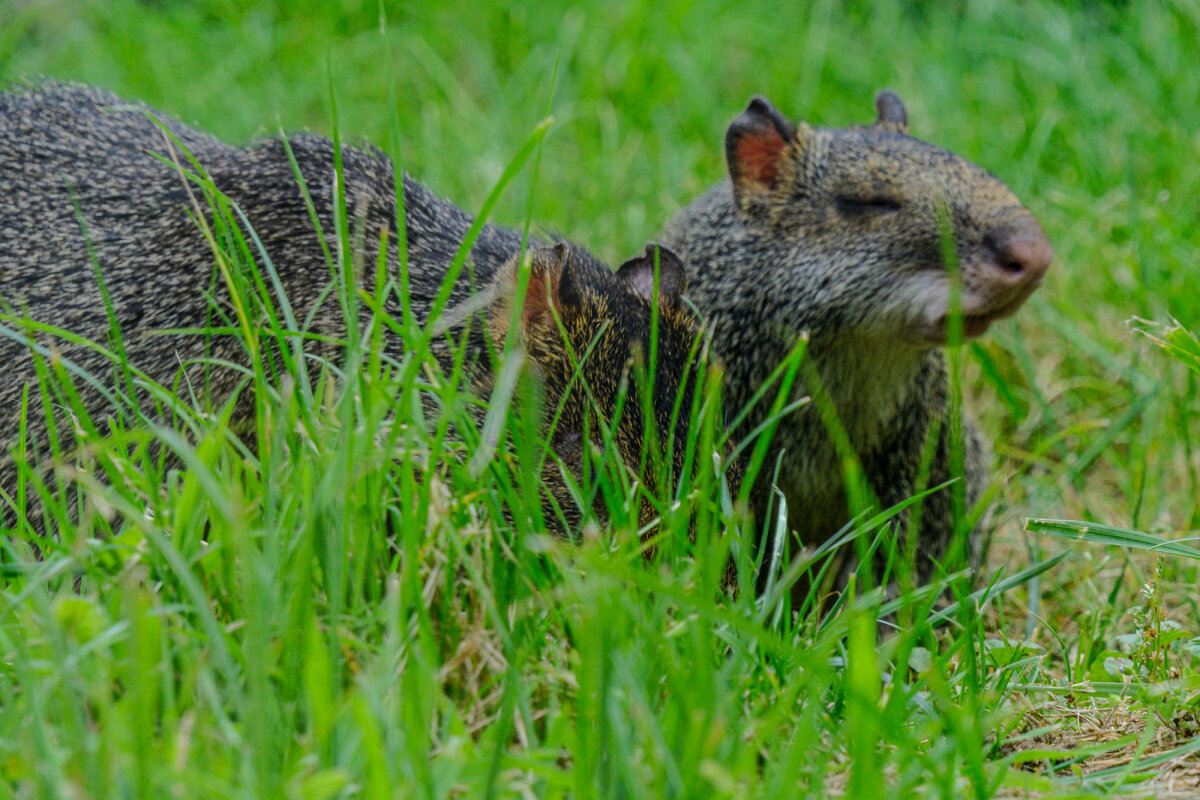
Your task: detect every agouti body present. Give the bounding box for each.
[0,82,725,537]
[662,92,1052,587]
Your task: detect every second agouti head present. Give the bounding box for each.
[483,241,741,539]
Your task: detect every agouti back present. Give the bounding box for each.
[0,82,733,540]
[662,91,1052,590]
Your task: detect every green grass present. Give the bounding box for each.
[3,0,1200,797]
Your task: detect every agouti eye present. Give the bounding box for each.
[836,195,902,215]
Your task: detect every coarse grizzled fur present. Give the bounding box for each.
[0,82,733,540]
[662,91,1052,592]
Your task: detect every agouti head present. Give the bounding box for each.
[486,242,740,536]
[724,91,1052,345]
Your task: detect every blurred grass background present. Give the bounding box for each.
[3,0,1200,796]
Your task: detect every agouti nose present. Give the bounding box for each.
[986,217,1053,284]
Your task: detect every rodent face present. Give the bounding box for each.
[803,127,1050,344]
[490,243,741,537]
[725,93,1053,346]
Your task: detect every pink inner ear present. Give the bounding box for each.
[522,270,561,330]
[736,126,786,188]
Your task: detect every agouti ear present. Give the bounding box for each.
[553,241,584,310]
[726,96,806,211]
[617,243,687,305]
[488,243,575,347]
[874,90,909,135]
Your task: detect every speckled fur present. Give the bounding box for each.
[662,93,1050,589]
[0,82,727,540]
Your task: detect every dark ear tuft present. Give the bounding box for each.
[725,96,803,209]
[874,90,909,134]
[617,243,687,304]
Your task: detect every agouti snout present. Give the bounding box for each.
[967,214,1052,327]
